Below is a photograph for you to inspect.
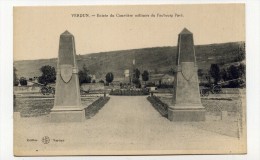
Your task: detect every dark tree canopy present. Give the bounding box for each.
[142,70,149,82]
[38,65,56,85]
[220,68,228,81]
[228,65,240,79]
[19,77,27,86]
[209,64,221,84]
[132,68,141,85]
[222,63,245,88]
[78,64,92,85]
[238,63,246,77]
[105,72,114,83]
[13,67,19,86]
[133,68,140,79]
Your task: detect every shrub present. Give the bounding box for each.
[110,88,149,96]
[19,77,27,86]
[78,64,91,85]
[38,65,56,85]
[105,72,114,84]
[85,97,110,119]
[147,96,168,117]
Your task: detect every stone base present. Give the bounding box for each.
[50,110,85,122]
[168,106,205,121]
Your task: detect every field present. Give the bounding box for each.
[14,96,99,117]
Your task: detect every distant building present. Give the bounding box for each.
[124,69,130,77]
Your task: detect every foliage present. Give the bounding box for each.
[19,77,27,86]
[105,72,114,84]
[226,64,246,88]
[133,68,140,79]
[38,65,56,85]
[132,78,141,88]
[235,45,246,61]
[238,63,246,77]
[132,68,141,86]
[99,79,105,83]
[209,64,221,84]
[13,67,19,86]
[228,65,240,79]
[220,68,228,81]
[78,64,92,85]
[110,89,149,96]
[142,70,149,82]
[220,63,246,88]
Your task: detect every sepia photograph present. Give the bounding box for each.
[13,4,246,156]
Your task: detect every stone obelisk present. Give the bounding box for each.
[168,28,205,121]
[50,30,85,122]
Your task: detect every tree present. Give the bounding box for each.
[13,67,19,86]
[132,68,140,85]
[105,72,114,84]
[220,68,228,81]
[238,63,246,78]
[227,65,240,88]
[78,64,91,85]
[204,73,212,85]
[228,65,240,79]
[133,68,140,79]
[19,77,27,86]
[142,70,149,85]
[209,64,221,84]
[38,65,56,85]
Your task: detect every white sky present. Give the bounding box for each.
[14,4,245,60]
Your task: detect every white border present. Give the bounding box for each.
[1,0,259,160]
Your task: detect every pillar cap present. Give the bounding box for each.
[179,28,193,35]
[61,30,73,36]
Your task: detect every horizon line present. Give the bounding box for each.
[14,41,245,62]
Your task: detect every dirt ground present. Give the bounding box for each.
[14,95,246,156]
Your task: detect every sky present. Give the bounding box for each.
[13,4,245,60]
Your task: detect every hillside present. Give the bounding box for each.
[14,41,245,79]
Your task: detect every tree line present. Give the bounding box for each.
[199,63,245,88]
[14,64,149,87]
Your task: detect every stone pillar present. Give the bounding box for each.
[168,28,205,121]
[50,30,85,122]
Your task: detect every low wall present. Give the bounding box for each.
[85,97,110,119]
[81,83,105,91]
[110,89,149,96]
[147,96,168,117]
[14,86,41,94]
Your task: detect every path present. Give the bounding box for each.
[14,96,245,155]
